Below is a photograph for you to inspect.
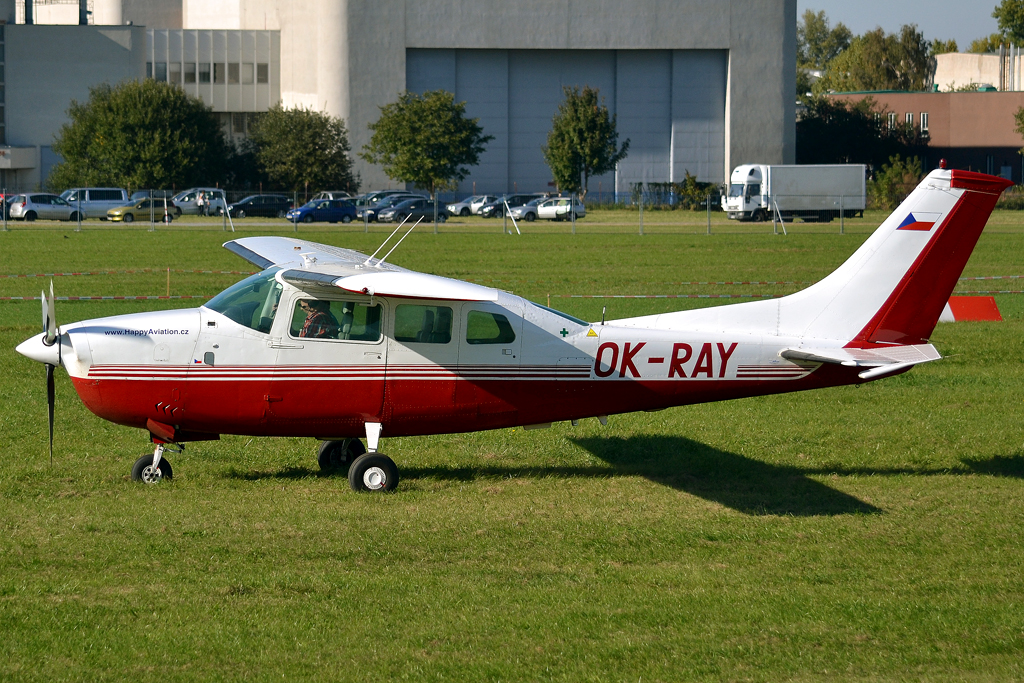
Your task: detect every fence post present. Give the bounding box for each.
[571,192,576,235]
[639,189,644,236]
[706,194,711,235]
[2,189,7,232]
[75,193,82,233]
[840,194,845,235]
[149,189,155,232]
[772,195,777,235]
[293,191,298,233]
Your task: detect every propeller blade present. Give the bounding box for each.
[45,281,57,346]
[46,362,55,466]
[40,288,47,335]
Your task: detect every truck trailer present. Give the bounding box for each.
[722,164,866,222]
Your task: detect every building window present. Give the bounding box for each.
[241,63,254,84]
[228,63,239,84]
[920,112,929,132]
[155,62,167,81]
[199,63,211,83]
[168,63,181,85]
[246,112,261,132]
[184,63,196,84]
[146,62,152,79]
[887,112,896,128]
[257,63,269,84]
[214,63,225,84]
[232,112,246,135]
[217,112,231,134]
[905,112,913,125]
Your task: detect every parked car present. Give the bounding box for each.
[362,189,410,204]
[479,194,547,218]
[285,198,357,224]
[357,193,425,222]
[106,198,178,223]
[537,196,586,221]
[446,194,498,217]
[226,194,293,218]
[377,198,447,223]
[508,197,546,222]
[172,188,227,216]
[59,188,129,220]
[8,193,81,222]
[311,190,352,200]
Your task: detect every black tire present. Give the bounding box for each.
[277,209,286,218]
[303,214,314,223]
[438,213,447,223]
[131,453,173,483]
[341,215,352,224]
[69,211,81,222]
[237,210,246,219]
[524,212,535,222]
[176,207,182,217]
[348,453,399,492]
[318,438,367,473]
[24,211,36,222]
[459,207,470,217]
[122,213,134,223]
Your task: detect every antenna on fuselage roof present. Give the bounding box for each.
[375,217,423,268]
[361,214,412,267]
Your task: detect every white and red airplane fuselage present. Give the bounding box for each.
[16,168,1012,489]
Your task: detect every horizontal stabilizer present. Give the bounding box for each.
[780,343,941,368]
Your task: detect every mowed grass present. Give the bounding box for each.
[1,215,1023,681]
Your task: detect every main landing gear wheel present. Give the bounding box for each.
[348,453,398,492]
[317,438,367,473]
[132,453,173,483]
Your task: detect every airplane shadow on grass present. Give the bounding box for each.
[223,437,1024,517]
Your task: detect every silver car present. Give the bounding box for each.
[172,187,227,216]
[446,194,497,217]
[8,193,79,222]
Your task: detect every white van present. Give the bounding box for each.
[60,188,130,220]
[172,187,227,215]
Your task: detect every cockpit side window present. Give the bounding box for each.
[288,299,382,341]
[205,269,283,333]
[394,304,453,344]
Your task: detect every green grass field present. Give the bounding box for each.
[1,212,1023,681]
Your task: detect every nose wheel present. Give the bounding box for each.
[348,453,399,492]
[131,443,178,484]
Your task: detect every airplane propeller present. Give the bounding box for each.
[40,281,59,465]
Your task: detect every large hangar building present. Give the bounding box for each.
[2,0,795,193]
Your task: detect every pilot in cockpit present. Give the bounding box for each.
[298,299,339,338]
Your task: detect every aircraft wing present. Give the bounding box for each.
[223,236,389,271]
[225,236,499,302]
[780,344,941,380]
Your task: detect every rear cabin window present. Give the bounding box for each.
[465,310,516,344]
[289,299,382,341]
[394,304,453,344]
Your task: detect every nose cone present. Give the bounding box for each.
[16,333,62,366]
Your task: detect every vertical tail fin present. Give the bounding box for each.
[778,168,1012,345]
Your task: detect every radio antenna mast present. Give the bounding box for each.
[361,215,411,267]
[376,217,423,268]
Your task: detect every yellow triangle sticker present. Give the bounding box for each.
[587,328,598,337]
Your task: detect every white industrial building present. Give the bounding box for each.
[1,0,796,194]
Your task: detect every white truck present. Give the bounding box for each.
[722,164,866,223]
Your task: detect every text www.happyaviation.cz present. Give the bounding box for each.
[103,328,190,336]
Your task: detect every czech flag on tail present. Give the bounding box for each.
[897,212,941,231]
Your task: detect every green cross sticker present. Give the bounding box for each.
[559,328,569,337]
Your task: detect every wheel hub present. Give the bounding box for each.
[363,467,387,490]
[141,465,162,484]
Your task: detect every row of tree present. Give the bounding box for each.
[49,80,628,201]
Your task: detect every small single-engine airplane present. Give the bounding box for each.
[16,166,1012,492]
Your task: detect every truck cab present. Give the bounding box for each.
[723,164,766,221]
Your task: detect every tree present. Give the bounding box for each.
[814,25,931,93]
[969,32,1006,53]
[47,79,227,191]
[994,0,1024,43]
[542,85,629,198]
[361,90,492,198]
[248,105,359,193]
[930,38,959,56]
[1014,106,1024,154]
[797,10,852,69]
[869,155,923,210]
[797,96,928,168]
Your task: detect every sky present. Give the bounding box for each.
[796,0,1000,50]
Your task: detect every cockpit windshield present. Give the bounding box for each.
[204,268,283,333]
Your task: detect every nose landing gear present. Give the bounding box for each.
[131,442,180,484]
